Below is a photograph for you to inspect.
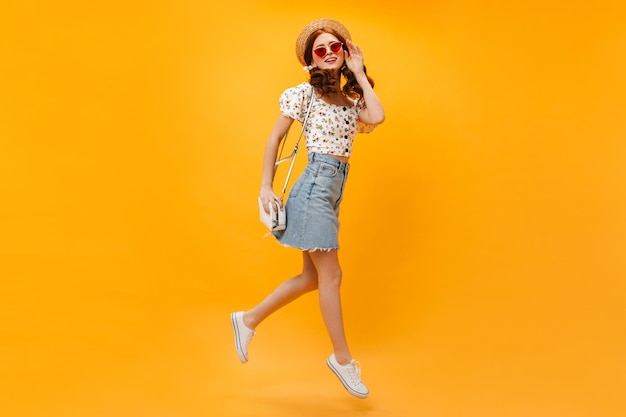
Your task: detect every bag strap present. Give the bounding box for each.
[275,86,316,200]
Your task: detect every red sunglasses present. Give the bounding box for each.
[313,41,344,58]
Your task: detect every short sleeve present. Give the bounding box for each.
[355,98,377,134]
[279,82,313,123]
[357,121,377,134]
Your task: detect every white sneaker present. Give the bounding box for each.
[327,353,370,399]
[230,312,255,363]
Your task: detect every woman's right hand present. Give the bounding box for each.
[259,187,283,214]
[259,114,294,214]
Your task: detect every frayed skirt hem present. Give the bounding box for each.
[273,240,339,252]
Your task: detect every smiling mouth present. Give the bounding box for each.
[325,57,337,64]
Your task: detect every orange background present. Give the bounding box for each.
[2,1,625,416]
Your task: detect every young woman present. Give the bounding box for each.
[231,18,384,399]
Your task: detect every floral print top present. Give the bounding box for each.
[279,82,376,158]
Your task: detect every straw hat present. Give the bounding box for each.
[295,18,351,65]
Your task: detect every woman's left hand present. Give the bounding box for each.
[344,39,365,75]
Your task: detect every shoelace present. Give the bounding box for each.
[344,360,363,385]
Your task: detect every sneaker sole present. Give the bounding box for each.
[230,312,248,363]
[326,358,369,399]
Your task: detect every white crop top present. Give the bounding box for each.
[279,82,376,158]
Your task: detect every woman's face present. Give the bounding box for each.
[311,32,345,71]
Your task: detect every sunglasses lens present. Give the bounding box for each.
[330,42,342,53]
[313,47,326,57]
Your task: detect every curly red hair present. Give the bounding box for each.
[303,29,375,99]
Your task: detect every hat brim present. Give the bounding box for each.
[295,18,351,65]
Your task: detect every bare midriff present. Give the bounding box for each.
[329,154,349,163]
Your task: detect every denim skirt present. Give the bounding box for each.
[272,153,350,251]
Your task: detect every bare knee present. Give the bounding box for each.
[319,266,342,288]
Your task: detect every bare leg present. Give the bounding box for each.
[243,251,318,329]
[308,249,352,365]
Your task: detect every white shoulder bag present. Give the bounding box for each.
[259,86,315,232]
